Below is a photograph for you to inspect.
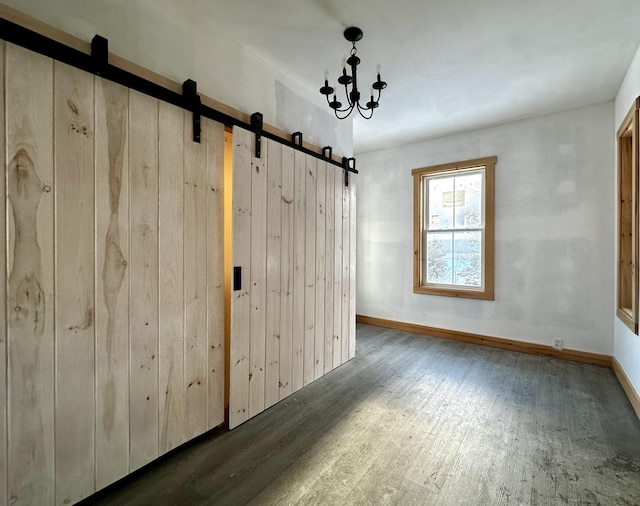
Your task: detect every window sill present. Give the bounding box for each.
[414,285,494,300]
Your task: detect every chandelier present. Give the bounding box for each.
[320,27,387,120]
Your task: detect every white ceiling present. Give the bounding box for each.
[158,0,640,153]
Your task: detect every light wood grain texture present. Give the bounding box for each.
[184,110,208,439]
[53,61,96,505]
[341,172,350,364]
[292,150,306,393]
[249,138,267,418]
[95,77,130,489]
[333,168,343,369]
[158,101,185,454]
[128,90,160,471]
[6,43,55,506]
[206,119,225,430]
[349,180,356,359]
[355,315,613,367]
[314,162,326,379]
[0,40,6,506]
[279,145,295,400]
[304,156,316,386]
[324,164,334,374]
[265,139,282,410]
[229,126,252,429]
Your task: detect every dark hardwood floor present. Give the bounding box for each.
[83,324,640,505]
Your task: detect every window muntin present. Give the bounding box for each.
[412,156,495,300]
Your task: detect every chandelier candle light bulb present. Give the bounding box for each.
[320,26,387,120]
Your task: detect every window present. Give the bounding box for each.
[617,98,639,334]
[412,156,496,300]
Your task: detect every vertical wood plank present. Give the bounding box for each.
[314,162,326,380]
[95,77,130,488]
[229,126,252,429]
[129,90,159,471]
[279,145,295,400]
[349,180,357,359]
[184,110,208,439]
[324,163,334,374]
[342,171,350,364]
[291,151,306,393]
[333,167,343,369]
[54,61,96,504]
[158,101,185,454]
[265,139,282,409]
[206,119,225,430]
[249,139,267,418]
[303,156,316,386]
[0,39,7,506]
[6,43,55,505]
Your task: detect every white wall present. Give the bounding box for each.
[614,42,640,394]
[1,0,353,156]
[357,102,614,355]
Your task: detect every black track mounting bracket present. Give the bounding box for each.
[182,79,201,143]
[251,112,263,158]
[90,35,108,75]
[292,132,303,147]
[342,157,356,187]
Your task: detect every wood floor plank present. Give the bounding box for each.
[84,324,640,506]
[95,76,130,490]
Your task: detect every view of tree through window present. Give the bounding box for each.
[424,171,483,287]
[412,156,495,300]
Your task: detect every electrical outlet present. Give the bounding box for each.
[553,338,564,350]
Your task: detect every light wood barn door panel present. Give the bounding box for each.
[2,42,227,504]
[158,101,185,454]
[54,60,96,504]
[129,90,160,472]
[265,139,282,410]
[95,76,130,489]
[279,145,295,400]
[184,109,208,439]
[230,134,356,429]
[6,43,56,506]
[205,118,225,430]
[230,126,252,429]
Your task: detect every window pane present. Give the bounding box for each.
[425,232,452,284]
[427,176,454,230]
[454,172,483,229]
[453,231,482,287]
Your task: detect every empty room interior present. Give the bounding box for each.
[2,0,640,504]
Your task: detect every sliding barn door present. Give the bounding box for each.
[1,42,225,505]
[230,127,356,429]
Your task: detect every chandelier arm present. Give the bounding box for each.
[355,101,375,120]
[335,103,356,119]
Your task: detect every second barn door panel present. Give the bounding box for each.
[229,127,356,429]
